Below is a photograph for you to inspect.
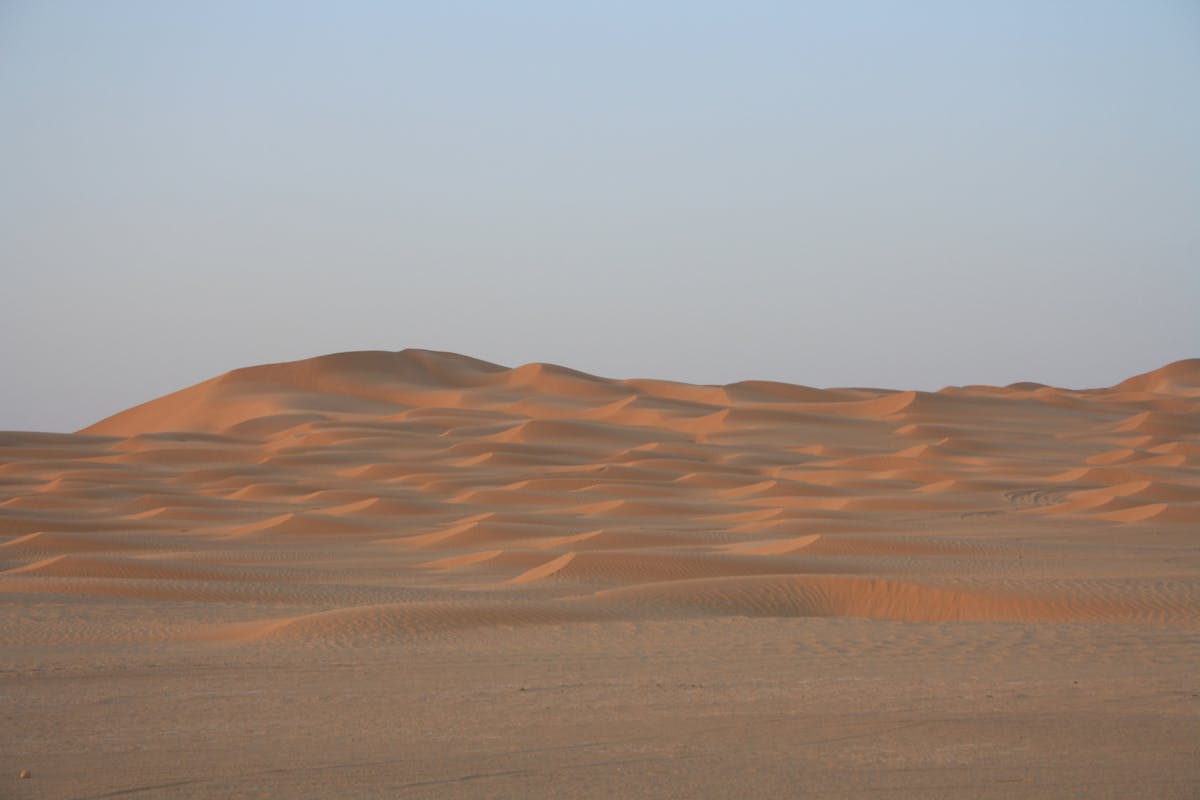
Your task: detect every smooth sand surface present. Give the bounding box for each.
[3,350,1198,798]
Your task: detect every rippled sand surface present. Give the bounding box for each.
[3,351,1198,798]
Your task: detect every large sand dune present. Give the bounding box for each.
[3,351,1198,798]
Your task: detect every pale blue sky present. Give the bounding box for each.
[2,1,1197,431]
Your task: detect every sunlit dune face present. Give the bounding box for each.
[0,350,1193,642]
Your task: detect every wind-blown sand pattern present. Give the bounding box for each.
[3,351,1198,798]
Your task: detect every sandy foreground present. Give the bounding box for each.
[2,350,1198,799]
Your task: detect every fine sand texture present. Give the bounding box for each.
[3,350,1199,798]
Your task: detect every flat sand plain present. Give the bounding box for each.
[3,350,1198,798]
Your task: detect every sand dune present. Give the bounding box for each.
[0,348,1190,632]
[1115,357,1200,395]
[3,350,1199,797]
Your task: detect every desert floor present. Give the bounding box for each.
[3,350,1198,798]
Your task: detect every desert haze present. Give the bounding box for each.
[3,349,1198,798]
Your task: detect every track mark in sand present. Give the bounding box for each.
[72,778,211,799]
[787,719,933,749]
[1004,488,1067,509]
[392,754,707,791]
[392,769,534,790]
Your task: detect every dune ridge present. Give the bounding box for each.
[0,350,1195,643]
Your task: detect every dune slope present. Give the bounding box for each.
[3,351,1199,798]
[0,350,1184,634]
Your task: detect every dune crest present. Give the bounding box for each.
[1114,358,1200,396]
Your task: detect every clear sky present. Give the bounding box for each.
[2,1,1198,432]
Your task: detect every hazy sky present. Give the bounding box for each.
[2,1,1198,432]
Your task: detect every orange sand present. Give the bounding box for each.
[3,351,1198,798]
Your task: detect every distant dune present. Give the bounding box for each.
[0,348,1184,630]
[4,351,1199,798]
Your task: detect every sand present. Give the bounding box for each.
[2,349,1198,798]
